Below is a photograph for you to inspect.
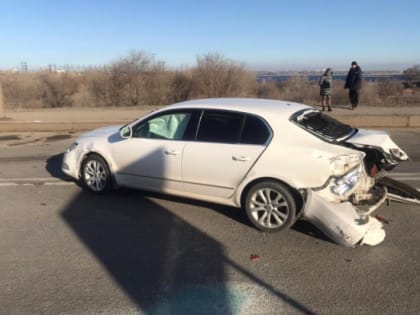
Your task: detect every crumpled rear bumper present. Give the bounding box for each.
[302,190,386,247]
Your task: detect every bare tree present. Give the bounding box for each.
[192,53,249,98]
[86,69,112,107]
[108,51,166,106]
[276,77,318,104]
[1,53,419,109]
[168,70,193,103]
[403,65,420,82]
[40,73,79,108]
[1,73,44,109]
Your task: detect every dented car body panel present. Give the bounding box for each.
[290,109,416,246]
[303,191,386,246]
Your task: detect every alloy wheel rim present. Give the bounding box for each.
[84,160,107,192]
[249,188,289,228]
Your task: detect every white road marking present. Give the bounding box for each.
[0,177,74,187]
[44,182,74,186]
[0,183,18,187]
[390,178,420,181]
[389,173,420,182]
[390,172,420,177]
[0,177,62,182]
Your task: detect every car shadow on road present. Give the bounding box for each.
[292,220,333,244]
[46,151,318,314]
[45,151,333,245]
[130,190,334,245]
[59,190,319,314]
[46,153,72,181]
[133,189,254,229]
[61,190,232,313]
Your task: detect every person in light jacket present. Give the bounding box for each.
[319,68,333,111]
[344,61,363,109]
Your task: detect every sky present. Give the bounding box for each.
[1,0,419,71]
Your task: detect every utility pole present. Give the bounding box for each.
[20,61,28,72]
[0,80,5,119]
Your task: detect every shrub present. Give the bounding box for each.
[85,69,111,107]
[377,80,404,105]
[276,77,318,104]
[1,54,419,109]
[40,72,79,108]
[192,53,250,98]
[167,70,193,103]
[403,65,420,82]
[1,73,43,109]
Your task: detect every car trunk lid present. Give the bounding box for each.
[345,129,409,161]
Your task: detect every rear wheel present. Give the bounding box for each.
[245,181,296,232]
[81,154,111,193]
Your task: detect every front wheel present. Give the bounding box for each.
[245,181,296,232]
[81,154,112,193]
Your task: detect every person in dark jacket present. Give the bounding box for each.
[319,68,333,111]
[344,61,362,109]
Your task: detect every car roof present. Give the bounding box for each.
[167,98,312,118]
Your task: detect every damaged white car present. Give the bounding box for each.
[62,98,420,247]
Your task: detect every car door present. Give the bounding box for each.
[112,110,197,193]
[182,110,271,199]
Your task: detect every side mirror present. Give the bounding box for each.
[120,126,132,139]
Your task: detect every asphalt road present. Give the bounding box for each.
[0,129,419,315]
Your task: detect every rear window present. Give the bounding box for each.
[240,115,271,145]
[291,109,355,141]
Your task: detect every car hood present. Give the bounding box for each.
[79,125,121,139]
[345,129,409,160]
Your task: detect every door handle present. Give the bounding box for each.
[164,149,181,156]
[232,156,251,162]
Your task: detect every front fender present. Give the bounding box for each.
[76,142,115,179]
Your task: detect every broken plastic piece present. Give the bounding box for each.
[370,164,379,177]
[250,254,260,261]
[375,214,391,225]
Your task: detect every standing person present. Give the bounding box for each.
[318,68,333,111]
[344,61,363,109]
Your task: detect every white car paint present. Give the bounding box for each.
[346,129,409,161]
[112,138,186,192]
[62,98,414,247]
[182,142,265,198]
[304,192,386,246]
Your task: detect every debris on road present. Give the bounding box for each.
[375,214,391,225]
[250,254,260,261]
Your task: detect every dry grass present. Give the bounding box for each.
[0,52,419,109]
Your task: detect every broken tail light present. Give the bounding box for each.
[331,166,362,196]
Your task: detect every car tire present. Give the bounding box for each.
[245,181,296,232]
[81,154,112,194]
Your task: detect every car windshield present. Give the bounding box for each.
[291,109,356,141]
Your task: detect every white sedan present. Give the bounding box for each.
[62,98,419,247]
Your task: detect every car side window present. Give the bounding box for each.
[196,111,244,143]
[240,115,271,145]
[132,112,192,140]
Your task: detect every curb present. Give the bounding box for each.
[0,120,128,132]
[337,115,420,128]
[1,115,420,132]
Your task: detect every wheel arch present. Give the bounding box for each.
[79,150,118,192]
[79,150,115,181]
[239,177,307,217]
